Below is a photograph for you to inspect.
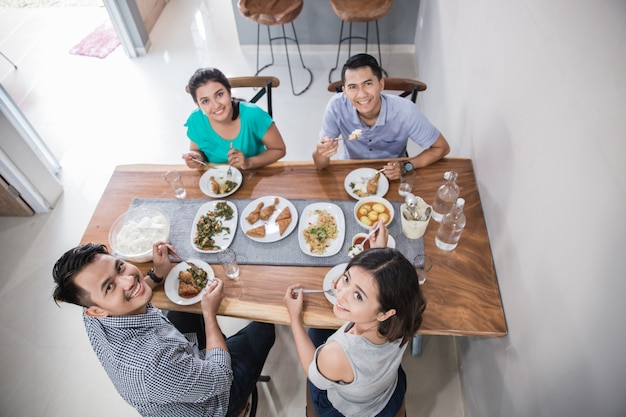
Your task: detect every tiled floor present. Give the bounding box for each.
[0,2,464,416]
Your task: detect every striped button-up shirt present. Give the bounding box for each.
[84,304,232,417]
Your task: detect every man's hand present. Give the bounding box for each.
[313,136,339,170]
[201,278,224,317]
[382,161,402,180]
[152,242,175,279]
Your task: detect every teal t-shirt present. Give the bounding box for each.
[184,101,273,163]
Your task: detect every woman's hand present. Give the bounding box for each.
[182,151,206,170]
[284,284,304,323]
[369,221,389,249]
[227,146,248,170]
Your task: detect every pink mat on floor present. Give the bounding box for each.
[69,22,121,59]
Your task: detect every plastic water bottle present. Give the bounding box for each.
[431,171,459,222]
[435,198,466,251]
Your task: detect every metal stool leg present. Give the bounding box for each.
[0,51,18,70]
[256,22,312,96]
[328,20,345,83]
[328,19,387,82]
[256,24,276,76]
[411,334,423,357]
[281,22,312,96]
[374,20,388,77]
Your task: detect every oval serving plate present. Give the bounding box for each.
[164,260,214,305]
[199,166,243,198]
[240,196,298,243]
[344,168,389,200]
[298,202,345,257]
[190,200,238,253]
[322,262,348,305]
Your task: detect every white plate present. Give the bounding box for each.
[344,168,389,200]
[240,196,298,242]
[298,202,345,257]
[323,262,348,305]
[164,260,215,305]
[199,166,243,198]
[190,201,238,253]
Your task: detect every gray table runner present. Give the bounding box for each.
[130,198,424,267]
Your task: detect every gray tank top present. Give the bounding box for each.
[308,322,406,416]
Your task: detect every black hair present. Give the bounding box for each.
[187,67,241,120]
[341,53,383,85]
[52,243,109,307]
[346,248,426,346]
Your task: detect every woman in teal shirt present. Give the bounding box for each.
[182,68,286,170]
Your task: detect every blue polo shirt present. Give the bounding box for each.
[320,93,440,159]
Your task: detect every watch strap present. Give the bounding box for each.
[147,268,163,284]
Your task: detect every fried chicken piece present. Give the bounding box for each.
[178,270,201,298]
[366,172,380,195]
[259,198,279,221]
[210,176,220,195]
[246,202,264,224]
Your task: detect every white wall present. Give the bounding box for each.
[416,1,626,416]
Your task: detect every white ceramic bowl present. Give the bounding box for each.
[353,196,395,229]
[108,207,170,263]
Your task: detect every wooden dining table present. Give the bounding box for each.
[80,158,507,337]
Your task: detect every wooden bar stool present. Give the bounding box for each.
[237,0,313,96]
[328,0,393,82]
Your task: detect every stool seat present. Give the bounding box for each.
[239,0,303,26]
[237,0,312,96]
[330,0,393,23]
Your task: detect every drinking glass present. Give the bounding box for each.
[218,248,240,279]
[413,254,432,285]
[164,169,187,199]
[398,169,416,197]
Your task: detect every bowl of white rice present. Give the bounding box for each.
[108,207,170,263]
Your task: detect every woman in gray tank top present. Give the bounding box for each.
[285,221,427,416]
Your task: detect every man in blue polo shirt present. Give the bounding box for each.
[313,53,450,180]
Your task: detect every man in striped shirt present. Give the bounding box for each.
[52,241,275,417]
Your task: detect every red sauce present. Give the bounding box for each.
[353,236,371,249]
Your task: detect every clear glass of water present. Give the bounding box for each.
[218,248,240,279]
[164,169,187,199]
[413,254,432,285]
[398,169,416,197]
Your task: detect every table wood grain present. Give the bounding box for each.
[80,159,507,336]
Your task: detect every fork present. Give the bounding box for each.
[226,143,233,180]
[293,288,337,295]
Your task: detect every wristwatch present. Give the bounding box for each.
[147,268,163,284]
[403,161,414,173]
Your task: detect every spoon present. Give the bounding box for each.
[421,207,432,221]
[191,157,209,167]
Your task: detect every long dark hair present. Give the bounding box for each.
[346,248,426,346]
[187,67,242,120]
